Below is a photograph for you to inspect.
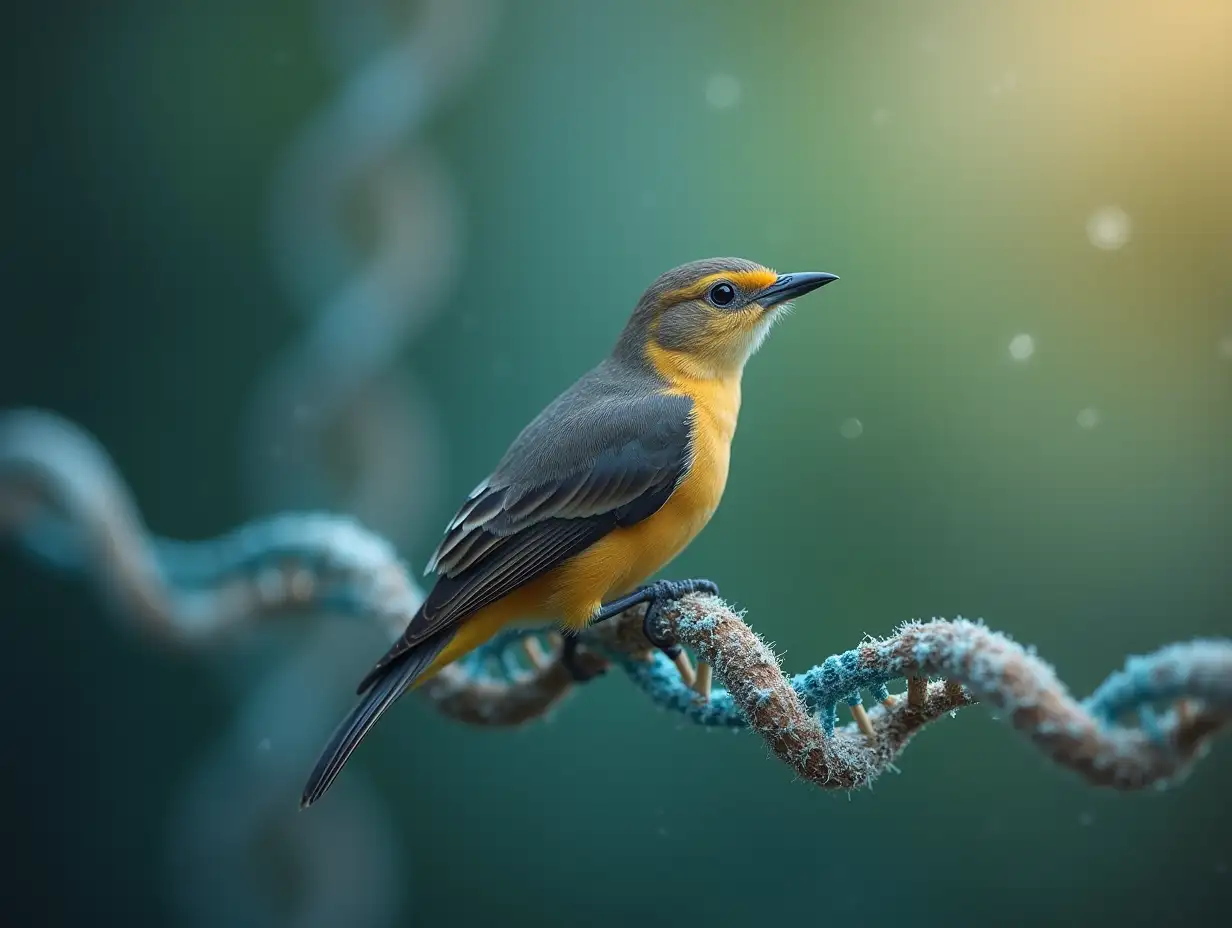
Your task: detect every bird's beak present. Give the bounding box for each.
[756,271,839,308]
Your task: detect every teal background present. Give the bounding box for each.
[1,1,1229,926]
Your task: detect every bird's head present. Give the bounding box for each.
[617,257,838,380]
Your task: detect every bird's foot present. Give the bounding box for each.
[589,578,719,630]
[640,578,718,692]
[586,578,718,689]
[559,632,608,683]
[640,578,719,658]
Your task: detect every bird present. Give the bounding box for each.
[300,257,838,807]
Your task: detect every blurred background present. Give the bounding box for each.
[1,1,1229,925]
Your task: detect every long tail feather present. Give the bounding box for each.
[300,629,455,808]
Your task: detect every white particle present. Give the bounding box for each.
[1076,407,1101,430]
[1009,333,1035,361]
[1079,812,1094,827]
[288,569,315,602]
[871,108,890,128]
[840,417,864,439]
[257,737,272,752]
[705,73,742,110]
[1218,335,1232,360]
[1086,206,1132,251]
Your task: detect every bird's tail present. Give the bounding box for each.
[300,629,455,809]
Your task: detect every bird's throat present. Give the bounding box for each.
[645,342,742,445]
[646,339,748,385]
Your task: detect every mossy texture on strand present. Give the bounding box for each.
[3,408,1229,795]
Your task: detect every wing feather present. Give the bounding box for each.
[440,526,505,576]
[357,365,694,690]
[460,490,508,531]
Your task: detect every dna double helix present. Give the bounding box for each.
[1,3,498,925]
[189,3,498,924]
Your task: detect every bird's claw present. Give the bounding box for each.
[642,578,719,657]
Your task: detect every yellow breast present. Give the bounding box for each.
[652,368,740,548]
[544,346,742,626]
[617,364,741,580]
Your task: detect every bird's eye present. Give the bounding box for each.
[707,282,736,307]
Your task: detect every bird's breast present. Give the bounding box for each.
[672,375,740,524]
[611,374,741,584]
[543,372,741,626]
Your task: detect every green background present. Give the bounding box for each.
[1,1,1229,926]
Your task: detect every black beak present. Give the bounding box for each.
[756,271,839,307]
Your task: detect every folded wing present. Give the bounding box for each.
[357,370,693,693]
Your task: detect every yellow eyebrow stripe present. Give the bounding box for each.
[662,269,779,303]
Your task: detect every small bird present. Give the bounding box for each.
[301,257,838,807]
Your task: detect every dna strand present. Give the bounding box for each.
[179,2,498,924]
[5,406,1228,824]
[0,412,424,927]
[0,2,497,926]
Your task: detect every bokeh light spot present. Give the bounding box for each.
[1218,335,1232,361]
[1077,407,1101,430]
[705,73,742,110]
[1009,334,1035,361]
[840,417,864,439]
[1086,206,1132,250]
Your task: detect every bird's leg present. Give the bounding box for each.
[559,631,608,683]
[589,578,719,664]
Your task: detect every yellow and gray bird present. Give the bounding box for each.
[301,257,838,807]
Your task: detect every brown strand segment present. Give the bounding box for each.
[420,594,1232,794]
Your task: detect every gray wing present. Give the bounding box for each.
[358,363,694,689]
